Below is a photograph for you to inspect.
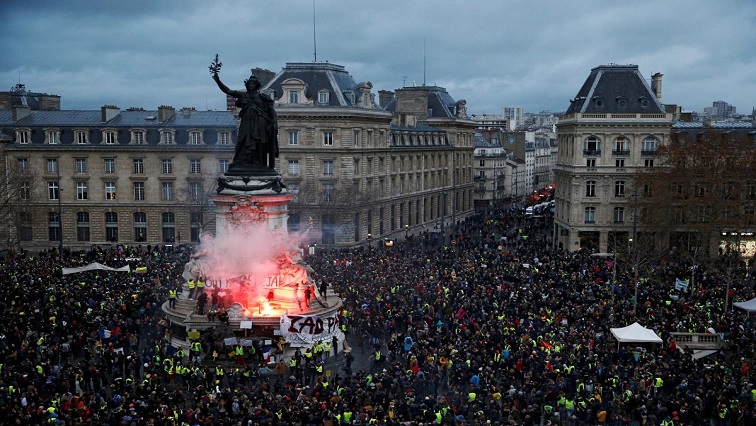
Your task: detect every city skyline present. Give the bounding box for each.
[2,0,754,115]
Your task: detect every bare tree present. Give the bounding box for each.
[0,161,38,254]
[178,174,218,243]
[635,130,756,290]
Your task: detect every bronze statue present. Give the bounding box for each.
[210,55,278,173]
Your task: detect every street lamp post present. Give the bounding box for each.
[367,233,372,249]
[405,224,409,241]
[57,179,63,259]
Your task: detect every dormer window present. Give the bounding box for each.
[74,129,89,144]
[318,90,330,104]
[189,130,204,145]
[102,129,117,145]
[160,130,175,145]
[46,129,60,144]
[593,97,604,108]
[130,129,146,145]
[616,97,628,108]
[639,97,650,108]
[15,129,31,144]
[218,131,231,145]
[288,90,299,104]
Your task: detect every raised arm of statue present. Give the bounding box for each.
[209,54,239,97]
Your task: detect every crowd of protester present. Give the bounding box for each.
[0,203,754,425]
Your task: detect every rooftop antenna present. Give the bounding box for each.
[402,76,408,87]
[312,0,317,62]
[423,37,426,86]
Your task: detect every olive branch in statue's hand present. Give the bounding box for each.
[209,54,222,76]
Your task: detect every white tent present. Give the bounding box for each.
[610,322,663,349]
[733,297,756,313]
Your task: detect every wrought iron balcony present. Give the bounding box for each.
[583,149,601,156]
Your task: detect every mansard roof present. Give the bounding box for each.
[0,109,237,146]
[383,86,464,119]
[565,64,665,115]
[264,62,381,109]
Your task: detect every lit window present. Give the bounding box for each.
[133,159,144,174]
[323,132,334,146]
[323,160,334,176]
[161,159,173,174]
[133,182,145,201]
[161,182,174,201]
[584,206,596,224]
[76,182,88,200]
[289,90,299,104]
[46,130,60,144]
[104,159,115,174]
[75,158,87,174]
[218,131,231,145]
[105,182,117,200]
[48,181,59,201]
[47,159,58,174]
[190,159,202,174]
[288,130,298,145]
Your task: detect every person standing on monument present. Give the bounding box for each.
[210,55,278,171]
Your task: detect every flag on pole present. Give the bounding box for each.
[674,278,689,291]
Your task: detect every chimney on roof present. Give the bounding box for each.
[378,90,395,109]
[12,105,30,122]
[158,105,176,122]
[651,73,663,101]
[101,105,120,122]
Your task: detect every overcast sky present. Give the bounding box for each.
[2,0,754,116]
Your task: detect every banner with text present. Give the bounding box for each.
[280,312,340,347]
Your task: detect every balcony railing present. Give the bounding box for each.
[583,149,601,156]
[641,150,657,156]
[612,150,630,156]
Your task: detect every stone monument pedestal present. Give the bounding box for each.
[161,170,344,360]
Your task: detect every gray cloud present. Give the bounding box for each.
[3,0,754,115]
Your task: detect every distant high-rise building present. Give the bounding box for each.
[502,107,523,129]
[703,100,736,119]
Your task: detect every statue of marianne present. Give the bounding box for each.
[210,55,278,173]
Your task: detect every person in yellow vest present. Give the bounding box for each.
[196,277,205,297]
[235,345,246,365]
[168,288,177,308]
[187,278,196,299]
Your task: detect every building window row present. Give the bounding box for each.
[15,128,230,146]
[44,210,178,243]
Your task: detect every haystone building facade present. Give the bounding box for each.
[552,64,675,253]
[0,102,237,252]
[0,62,476,252]
[268,63,475,246]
